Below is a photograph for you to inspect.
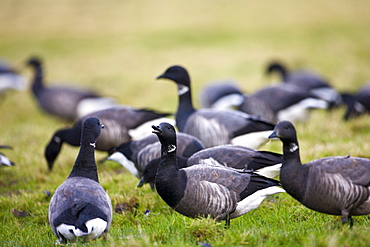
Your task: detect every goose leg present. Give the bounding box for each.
[224,214,231,228]
[341,210,354,227]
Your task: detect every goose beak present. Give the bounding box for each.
[156,74,165,80]
[268,130,279,139]
[137,179,145,188]
[152,125,162,134]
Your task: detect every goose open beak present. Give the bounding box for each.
[152,125,162,134]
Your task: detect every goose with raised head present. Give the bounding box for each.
[26,57,115,121]
[45,106,172,171]
[156,65,275,148]
[152,122,285,225]
[269,120,370,226]
[266,61,341,108]
[48,117,112,243]
[139,144,282,187]
[107,132,204,185]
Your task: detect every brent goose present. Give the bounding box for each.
[152,122,285,225]
[45,106,172,170]
[269,120,370,226]
[266,61,342,108]
[341,84,370,120]
[48,117,112,243]
[0,145,15,167]
[0,59,27,93]
[156,65,275,148]
[139,144,282,188]
[107,132,204,185]
[238,84,328,123]
[26,57,115,121]
[199,80,244,109]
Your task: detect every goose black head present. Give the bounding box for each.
[268,121,297,143]
[26,57,42,67]
[81,117,104,145]
[156,65,190,95]
[152,122,177,151]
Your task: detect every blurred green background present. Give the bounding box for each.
[0,0,370,246]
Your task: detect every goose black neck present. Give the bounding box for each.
[55,124,82,146]
[68,142,99,182]
[280,138,308,202]
[30,62,44,96]
[177,86,196,132]
[156,146,184,208]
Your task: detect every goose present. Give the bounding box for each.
[152,122,285,225]
[45,106,172,171]
[341,84,370,120]
[269,120,370,226]
[156,65,275,148]
[0,145,15,167]
[139,144,283,188]
[238,84,328,123]
[199,80,245,109]
[26,57,116,121]
[48,117,112,243]
[0,60,27,94]
[107,132,204,185]
[266,61,342,108]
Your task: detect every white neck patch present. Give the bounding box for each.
[289,143,298,153]
[178,85,189,96]
[167,144,177,153]
[53,136,62,143]
[89,142,96,148]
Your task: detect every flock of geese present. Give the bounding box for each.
[1,57,370,243]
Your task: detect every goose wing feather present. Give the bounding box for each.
[177,165,251,219]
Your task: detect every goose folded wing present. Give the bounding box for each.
[312,156,370,186]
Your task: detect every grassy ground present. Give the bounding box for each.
[0,0,370,246]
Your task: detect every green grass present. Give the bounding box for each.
[0,0,370,246]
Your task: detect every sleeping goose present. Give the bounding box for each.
[152,122,285,225]
[139,144,282,187]
[45,106,172,171]
[269,120,370,226]
[48,117,112,243]
[156,65,275,148]
[0,145,15,167]
[238,84,328,123]
[107,132,204,184]
[199,80,245,109]
[266,61,342,108]
[26,57,115,121]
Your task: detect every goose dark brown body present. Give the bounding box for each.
[269,121,370,225]
[48,117,112,243]
[45,106,171,170]
[153,122,284,225]
[156,65,275,148]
